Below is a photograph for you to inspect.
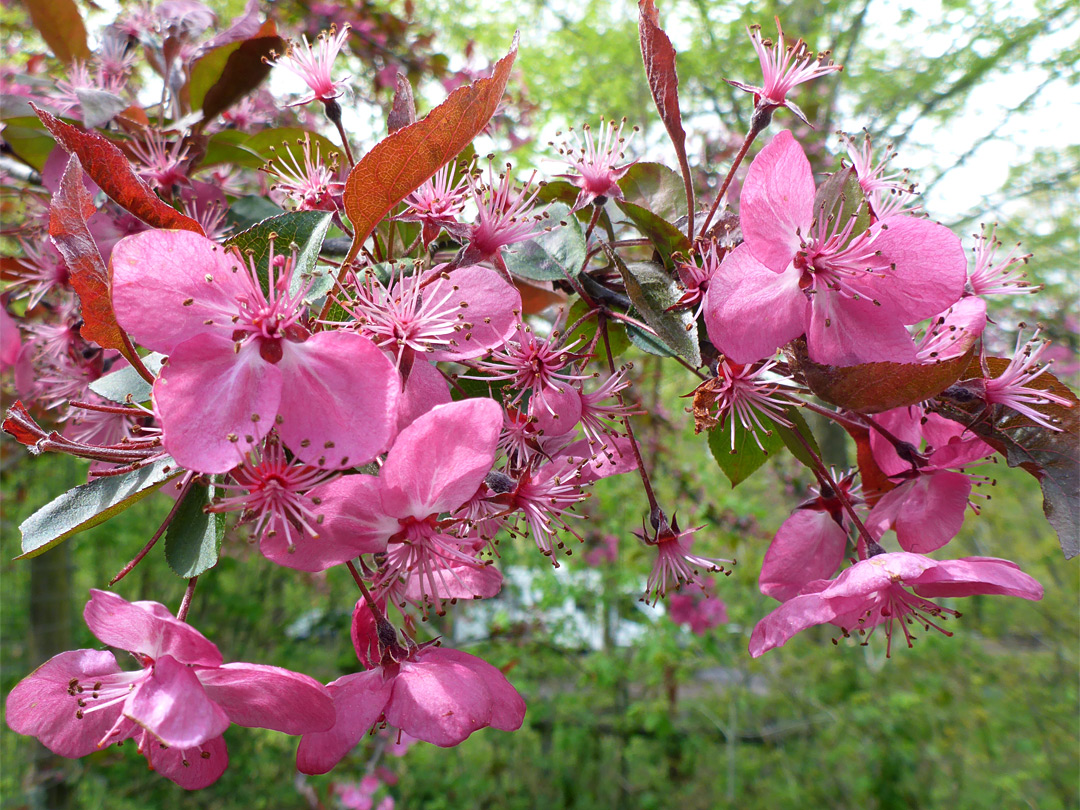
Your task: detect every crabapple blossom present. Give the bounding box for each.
[5,590,334,789]
[110,229,399,473]
[704,130,966,366]
[267,24,351,107]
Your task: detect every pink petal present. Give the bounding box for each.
[759,509,848,602]
[5,649,122,758]
[866,472,971,553]
[144,733,228,790]
[870,216,966,323]
[307,474,397,558]
[739,130,814,273]
[911,556,1043,600]
[749,590,839,657]
[552,435,638,484]
[125,655,231,749]
[869,406,926,477]
[155,334,282,474]
[296,671,393,775]
[403,561,503,602]
[431,648,525,733]
[196,663,335,735]
[531,384,581,437]
[380,399,502,518]
[705,246,809,363]
[110,230,247,354]
[351,597,381,668]
[807,292,917,365]
[397,358,452,433]
[386,650,495,747]
[84,590,222,666]
[425,265,522,362]
[277,331,399,469]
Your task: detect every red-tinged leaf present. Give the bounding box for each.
[933,356,1080,558]
[638,0,693,240]
[341,34,519,264]
[843,423,894,507]
[387,73,417,133]
[21,0,90,64]
[32,104,204,235]
[516,278,567,316]
[49,154,127,353]
[193,24,282,127]
[787,338,974,414]
[2,401,45,447]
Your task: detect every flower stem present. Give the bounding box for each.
[177,576,198,622]
[699,122,764,237]
[110,475,195,585]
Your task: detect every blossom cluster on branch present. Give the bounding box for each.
[1,0,1075,794]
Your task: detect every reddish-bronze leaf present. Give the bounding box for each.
[843,423,894,507]
[387,73,417,133]
[638,0,693,240]
[49,154,129,356]
[341,35,518,264]
[196,24,282,128]
[788,338,974,414]
[933,356,1080,558]
[32,104,204,235]
[2,401,46,447]
[20,0,90,64]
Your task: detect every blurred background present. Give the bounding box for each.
[1,0,1077,808]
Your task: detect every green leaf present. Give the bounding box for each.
[708,414,785,487]
[165,483,223,577]
[89,354,165,404]
[201,130,265,169]
[18,457,182,559]
[813,166,871,243]
[615,199,690,269]
[625,321,675,357]
[189,41,245,113]
[502,203,586,281]
[224,210,334,301]
[774,407,821,469]
[1,119,57,171]
[565,298,630,360]
[617,162,687,223]
[609,253,700,367]
[226,196,285,231]
[537,180,583,208]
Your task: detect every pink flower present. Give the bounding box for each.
[297,613,525,772]
[400,162,471,246]
[638,514,733,604]
[966,223,1039,296]
[262,133,344,211]
[6,590,334,789]
[457,164,545,267]
[749,552,1043,657]
[267,24,351,107]
[839,130,918,219]
[704,131,966,366]
[727,19,842,127]
[668,579,728,635]
[686,357,799,449]
[759,474,859,601]
[313,399,504,598]
[981,329,1074,431]
[915,296,986,363]
[128,127,191,191]
[554,118,638,211]
[110,230,399,474]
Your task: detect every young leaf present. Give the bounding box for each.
[341,34,519,263]
[617,161,687,223]
[195,23,282,127]
[387,73,417,132]
[637,0,693,239]
[18,458,182,559]
[813,166,871,242]
[165,483,223,577]
[89,354,166,404]
[933,357,1080,558]
[32,105,204,234]
[708,414,786,487]
[224,210,334,300]
[615,199,690,268]
[774,407,821,470]
[608,252,701,367]
[49,154,143,371]
[23,0,90,64]
[503,203,586,281]
[788,338,974,414]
